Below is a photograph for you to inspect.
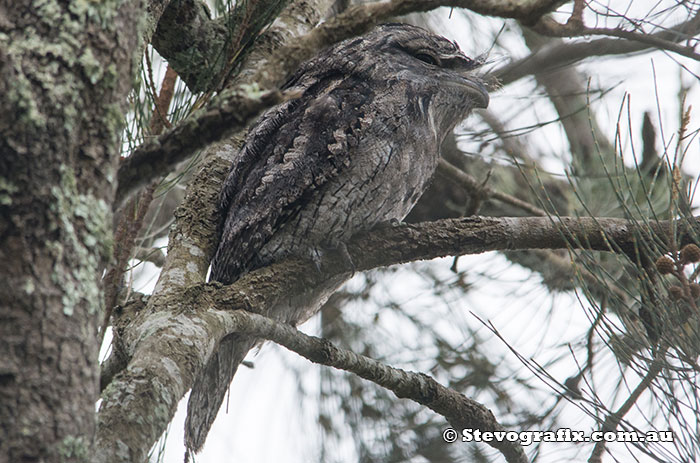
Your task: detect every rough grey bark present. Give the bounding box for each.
[0,0,145,461]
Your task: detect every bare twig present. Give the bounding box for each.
[148,64,178,134]
[588,348,666,463]
[438,159,548,216]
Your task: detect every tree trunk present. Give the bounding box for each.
[0,1,144,460]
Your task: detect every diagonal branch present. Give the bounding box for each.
[496,12,700,85]
[531,13,700,62]
[588,348,667,463]
[348,216,694,271]
[212,309,529,463]
[114,87,282,208]
[437,159,548,216]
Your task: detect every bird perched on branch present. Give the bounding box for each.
[186,23,489,453]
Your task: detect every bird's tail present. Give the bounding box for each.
[185,333,258,453]
[184,273,349,455]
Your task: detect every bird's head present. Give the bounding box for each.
[286,23,489,139]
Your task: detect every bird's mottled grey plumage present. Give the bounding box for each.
[186,23,489,452]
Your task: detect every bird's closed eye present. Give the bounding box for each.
[414,52,439,66]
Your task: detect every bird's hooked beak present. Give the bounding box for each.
[460,75,489,109]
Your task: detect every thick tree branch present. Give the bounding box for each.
[402,0,563,21]
[252,0,564,89]
[114,87,282,208]
[97,214,699,461]
[109,214,700,359]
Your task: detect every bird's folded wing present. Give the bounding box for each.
[211,77,374,283]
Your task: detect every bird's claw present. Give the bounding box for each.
[374,218,403,230]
